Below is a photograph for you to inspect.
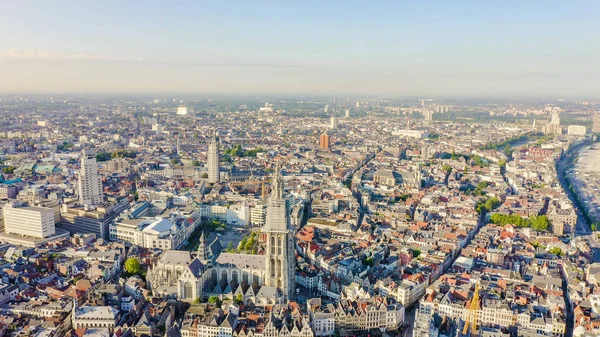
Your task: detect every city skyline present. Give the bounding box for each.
[1,1,599,98]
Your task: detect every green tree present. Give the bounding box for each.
[477,181,489,189]
[239,237,247,250]
[503,144,513,158]
[225,242,236,253]
[2,166,16,174]
[244,236,255,252]
[484,197,501,212]
[208,295,222,307]
[530,215,550,232]
[362,256,374,267]
[194,297,201,304]
[472,155,488,167]
[192,160,201,167]
[234,293,244,305]
[201,172,208,179]
[124,257,141,275]
[548,247,563,256]
[95,152,111,162]
[412,249,421,258]
[442,164,452,174]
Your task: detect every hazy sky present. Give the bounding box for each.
[1,1,599,98]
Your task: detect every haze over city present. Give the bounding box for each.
[1,1,599,98]
[2,2,600,337]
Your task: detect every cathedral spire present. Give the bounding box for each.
[198,231,209,261]
[272,163,284,200]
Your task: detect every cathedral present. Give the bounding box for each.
[147,165,296,304]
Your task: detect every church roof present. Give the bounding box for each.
[256,286,280,298]
[187,258,204,277]
[209,237,222,257]
[216,253,265,270]
[158,250,191,266]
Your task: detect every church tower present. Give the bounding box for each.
[197,231,210,261]
[263,163,295,300]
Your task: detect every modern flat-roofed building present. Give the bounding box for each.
[72,305,119,330]
[568,125,587,136]
[3,203,55,239]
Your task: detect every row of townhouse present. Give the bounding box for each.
[307,297,405,336]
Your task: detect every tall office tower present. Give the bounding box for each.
[356,101,360,108]
[330,116,337,129]
[593,113,600,133]
[78,150,103,206]
[207,130,220,184]
[3,203,55,239]
[324,105,329,113]
[345,109,350,118]
[263,164,296,300]
[319,133,331,150]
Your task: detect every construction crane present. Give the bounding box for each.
[228,177,272,200]
[462,282,480,336]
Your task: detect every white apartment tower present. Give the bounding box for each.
[330,116,337,129]
[207,130,220,183]
[551,109,561,125]
[263,164,296,300]
[424,109,434,122]
[78,150,103,206]
[3,203,55,239]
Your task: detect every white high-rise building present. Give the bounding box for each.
[207,130,220,183]
[78,150,103,206]
[345,109,350,118]
[424,109,434,122]
[544,110,562,135]
[551,110,561,125]
[324,105,329,113]
[3,203,55,239]
[330,116,337,129]
[263,164,296,300]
